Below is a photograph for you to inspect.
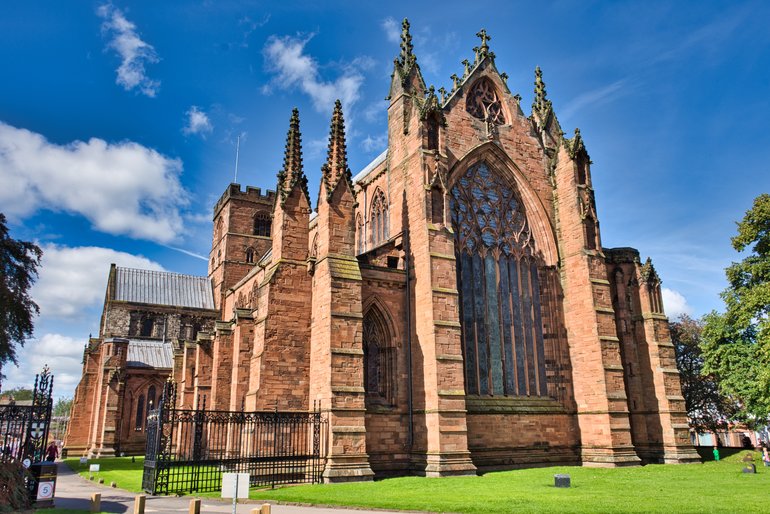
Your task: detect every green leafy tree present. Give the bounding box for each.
[0,213,42,380]
[53,396,73,417]
[0,386,33,401]
[702,193,770,422]
[671,315,737,433]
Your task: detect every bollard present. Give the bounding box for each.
[90,493,101,513]
[133,494,146,514]
[98,477,104,484]
[111,481,117,487]
[189,498,201,514]
[260,504,271,514]
[251,509,261,514]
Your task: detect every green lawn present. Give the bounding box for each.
[63,456,145,493]
[64,449,770,513]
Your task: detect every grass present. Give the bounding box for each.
[64,449,770,513]
[63,456,145,493]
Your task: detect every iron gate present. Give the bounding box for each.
[142,380,328,495]
[0,365,54,465]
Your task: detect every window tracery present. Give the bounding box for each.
[466,78,505,125]
[370,189,389,247]
[451,162,548,397]
[363,307,396,406]
[254,212,271,237]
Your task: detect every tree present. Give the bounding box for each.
[53,396,73,417]
[0,213,42,381]
[671,314,737,433]
[0,386,33,401]
[702,193,770,422]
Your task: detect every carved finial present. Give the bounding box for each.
[500,72,508,85]
[450,73,460,90]
[321,99,352,200]
[566,127,586,159]
[461,59,470,78]
[438,87,447,103]
[640,257,660,284]
[276,108,310,206]
[476,29,491,57]
[533,66,552,119]
[400,18,414,65]
[472,46,480,63]
[420,85,445,125]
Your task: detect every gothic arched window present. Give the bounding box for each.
[254,212,271,237]
[135,395,145,431]
[465,78,505,125]
[370,189,388,247]
[147,385,156,418]
[215,216,223,240]
[246,247,255,263]
[451,162,548,397]
[363,307,396,406]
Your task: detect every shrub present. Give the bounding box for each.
[0,460,31,512]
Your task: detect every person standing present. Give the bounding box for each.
[713,446,720,461]
[45,440,59,462]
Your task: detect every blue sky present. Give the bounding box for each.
[1,1,768,399]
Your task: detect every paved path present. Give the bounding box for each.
[52,463,426,514]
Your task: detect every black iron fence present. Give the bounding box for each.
[142,381,328,495]
[0,366,54,465]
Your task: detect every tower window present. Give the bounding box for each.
[254,212,271,237]
[246,248,255,263]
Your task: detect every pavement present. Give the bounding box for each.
[52,462,424,514]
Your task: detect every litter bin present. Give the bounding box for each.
[29,461,57,508]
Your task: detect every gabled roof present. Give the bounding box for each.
[114,267,215,310]
[125,339,173,369]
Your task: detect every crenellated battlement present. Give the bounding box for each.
[213,183,276,217]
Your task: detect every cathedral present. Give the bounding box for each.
[65,20,699,478]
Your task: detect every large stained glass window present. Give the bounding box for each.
[451,162,548,397]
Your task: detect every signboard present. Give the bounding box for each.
[221,472,249,499]
[79,457,88,465]
[89,464,100,473]
[37,481,55,500]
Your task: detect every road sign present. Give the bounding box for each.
[221,472,249,499]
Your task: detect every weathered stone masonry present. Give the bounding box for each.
[66,20,699,475]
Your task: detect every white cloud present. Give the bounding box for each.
[262,34,365,113]
[183,106,213,136]
[32,244,164,319]
[361,134,387,153]
[2,334,90,401]
[560,80,627,122]
[0,121,188,243]
[97,4,160,97]
[662,287,694,319]
[382,17,400,44]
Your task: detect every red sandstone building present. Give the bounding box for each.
[66,21,699,477]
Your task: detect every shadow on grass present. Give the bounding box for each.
[696,446,744,462]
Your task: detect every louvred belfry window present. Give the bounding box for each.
[451,162,548,397]
[466,78,505,125]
